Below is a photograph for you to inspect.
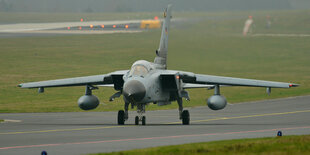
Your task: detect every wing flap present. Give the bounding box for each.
[183,83,214,89]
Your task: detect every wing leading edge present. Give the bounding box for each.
[194,74,298,88]
[162,70,298,89]
[18,70,128,89]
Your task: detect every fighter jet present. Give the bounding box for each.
[18,5,298,125]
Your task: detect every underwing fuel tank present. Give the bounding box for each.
[207,95,227,110]
[78,95,100,110]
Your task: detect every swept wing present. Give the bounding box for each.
[162,70,298,88]
[18,70,128,89]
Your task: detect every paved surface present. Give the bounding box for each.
[0,95,309,155]
[0,20,143,38]
[0,20,142,33]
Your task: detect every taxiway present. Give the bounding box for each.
[0,95,309,154]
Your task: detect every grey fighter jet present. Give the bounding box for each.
[19,5,298,125]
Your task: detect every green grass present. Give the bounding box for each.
[90,135,310,155]
[0,10,309,113]
[0,119,3,122]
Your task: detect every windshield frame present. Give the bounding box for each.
[128,65,149,77]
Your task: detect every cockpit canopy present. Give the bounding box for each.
[129,65,148,77]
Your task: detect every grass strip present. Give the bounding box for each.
[1,10,309,112]
[91,135,310,155]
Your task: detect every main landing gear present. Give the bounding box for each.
[178,98,190,125]
[117,110,125,125]
[118,102,129,125]
[118,99,190,125]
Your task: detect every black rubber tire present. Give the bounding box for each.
[135,116,139,125]
[118,110,125,125]
[182,110,190,125]
[142,116,146,125]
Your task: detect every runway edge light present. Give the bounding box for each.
[277,131,282,137]
[41,150,47,155]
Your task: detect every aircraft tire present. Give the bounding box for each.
[182,110,190,125]
[118,110,125,125]
[135,116,139,125]
[142,116,146,125]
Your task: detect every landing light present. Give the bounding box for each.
[113,25,116,28]
[176,75,180,79]
[90,25,94,28]
[101,25,105,28]
[125,25,129,29]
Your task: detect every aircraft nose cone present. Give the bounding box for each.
[123,80,146,103]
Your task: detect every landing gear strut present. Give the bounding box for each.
[135,104,146,125]
[177,98,190,125]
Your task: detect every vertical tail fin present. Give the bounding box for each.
[154,4,172,69]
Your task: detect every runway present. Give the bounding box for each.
[0,20,144,38]
[0,95,309,155]
[0,20,142,33]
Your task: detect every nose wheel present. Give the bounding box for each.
[142,116,146,125]
[135,116,139,125]
[134,104,146,125]
[135,115,146,125]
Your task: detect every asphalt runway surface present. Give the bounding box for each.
[0,95,309,155]
[0,20,142,33]
[0,20,143,38]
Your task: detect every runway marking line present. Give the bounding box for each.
[166,109,310,124]
[0,126,309,150]
[3,119,22,123]
[0,109,309,135]
[0,125,131,135]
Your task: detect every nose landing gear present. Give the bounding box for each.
[135,115,146,125]
[118,103,146,125]
[135,104,146,125]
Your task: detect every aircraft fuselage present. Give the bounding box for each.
[122,60,171,105]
